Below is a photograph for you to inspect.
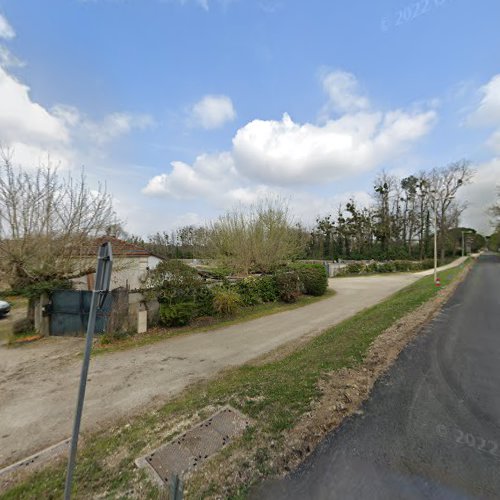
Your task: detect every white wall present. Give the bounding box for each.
[72,255,163,291]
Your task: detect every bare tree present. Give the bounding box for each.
[429,160,474,262]
[208,198,306,274]
[0,148,117,288]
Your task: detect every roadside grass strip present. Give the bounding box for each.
[0,264,467,499]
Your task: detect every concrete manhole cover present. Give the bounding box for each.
[136,406,252,488]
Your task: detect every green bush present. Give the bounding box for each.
[346,263,364,274]
[376,262,396,273]
[393,261,413,272]
[292,263,328,296]
[15,278,72,300]
[159,302,196,326]
[256,275,279,302]
[212,287,241,316]
[235,277,263,306]
[274,270,300,303]
[194,286,215,316]
[143,259,202,305]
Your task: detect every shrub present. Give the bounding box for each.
[292,263,328,296]
[212,287,241,316]
[159,302,196,327]
[194,285,215,317]
[15,279,72,300]
[393,260,413,272]
[256,275,279,302]
[346,263,364,274]
[274,270,301,303]
[235,277,262,306]
[143,260,202,305]
[376,262,396,273]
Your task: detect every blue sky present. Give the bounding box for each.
[0,0,499,235]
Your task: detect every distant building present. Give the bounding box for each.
[71,237,164,291]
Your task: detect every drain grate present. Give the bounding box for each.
[137,406,251,487]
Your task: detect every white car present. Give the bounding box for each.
[0,300,11,317]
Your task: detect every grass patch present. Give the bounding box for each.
[0,264,467,499]
[93,290,335,355]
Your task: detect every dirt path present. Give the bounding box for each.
[0,259,466,468]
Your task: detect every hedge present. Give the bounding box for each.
[291,263,328,296]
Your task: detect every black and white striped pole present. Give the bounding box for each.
[64,242,112,499]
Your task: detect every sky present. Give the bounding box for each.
[0,0,499,236]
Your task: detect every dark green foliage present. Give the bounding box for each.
[235,277,263,306]
[143,259,202,305]
[274,270,300,303]
[376,262,396,273]
[15,278,72,299]
[159,302,196,326]
[256,275,279,302]
[194,286,215,316]
[291,263,328,296]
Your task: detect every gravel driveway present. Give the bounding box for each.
[0,260,465,468]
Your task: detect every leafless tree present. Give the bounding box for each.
[208,198,306,274]
[429,160,474,262]
[0,148,117,288]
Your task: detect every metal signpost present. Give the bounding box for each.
[64,242,113,500]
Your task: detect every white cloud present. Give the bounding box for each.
[190,94,236,129]
[0,66,69,145]
[467,74,500,153]
[0,13,15,40]
[51,105,153,144]
[144,70,436,221]
[460,158,500,233]
[320,70,370,114]
[82,112,154,144]
[232,109,436,184]
[0,46,24,68]
[468,74,500,127]
[487,129,500,153]
[4,142,74,171]
[143,152,238,199]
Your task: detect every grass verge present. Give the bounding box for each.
[0,263,468,499]
[93,290,335,355]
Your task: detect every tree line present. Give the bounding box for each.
[0,149,490,293]
[129,160,483,266]
[308,160,477,262]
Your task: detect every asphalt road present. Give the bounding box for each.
[258,254,500,500]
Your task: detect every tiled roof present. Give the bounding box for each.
[90,237,153,258]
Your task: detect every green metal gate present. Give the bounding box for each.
[48,290,112,336]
